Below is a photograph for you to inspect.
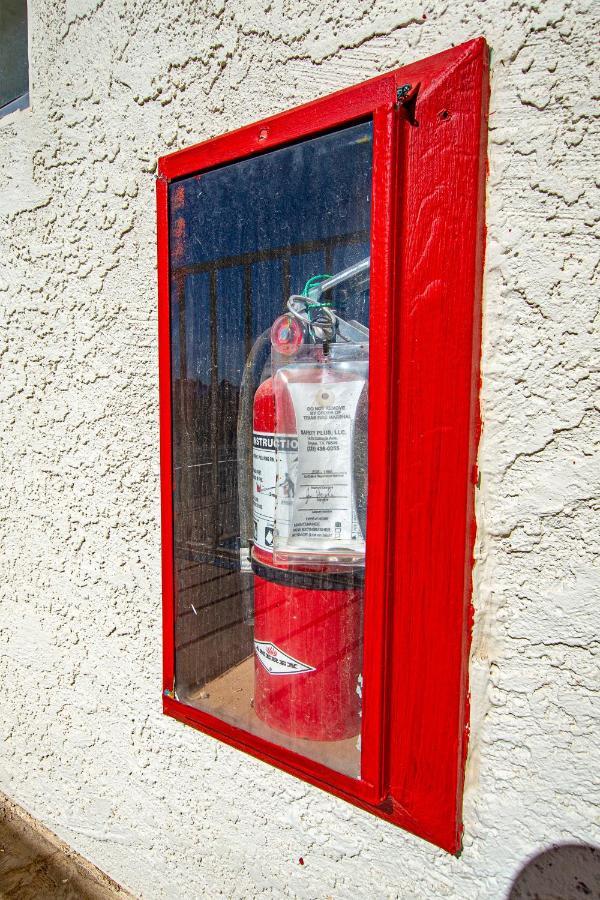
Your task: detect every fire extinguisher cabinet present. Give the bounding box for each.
[157,37,489,854]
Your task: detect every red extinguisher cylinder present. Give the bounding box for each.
[252,376,363,742]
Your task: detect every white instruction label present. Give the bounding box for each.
[281,379,366,554]
[252,432,296,552]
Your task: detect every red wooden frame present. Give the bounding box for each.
[157,37,489,854]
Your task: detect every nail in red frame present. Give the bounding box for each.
[157,37,489,854]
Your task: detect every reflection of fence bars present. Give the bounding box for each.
[171,229,370,561]
[173,457,239,554]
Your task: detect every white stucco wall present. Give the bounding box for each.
[0,1,598,898]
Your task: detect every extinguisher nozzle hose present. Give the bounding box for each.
[237,327,272,558]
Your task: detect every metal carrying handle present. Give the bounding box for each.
[308,256,370,301]
[286,257,371,343]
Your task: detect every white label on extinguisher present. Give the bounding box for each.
[283,379,366,554]
[255,640,316,675]
[252,432,297,552]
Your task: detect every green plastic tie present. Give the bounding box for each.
[301,273,335,324]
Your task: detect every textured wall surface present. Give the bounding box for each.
[0,1,598,898]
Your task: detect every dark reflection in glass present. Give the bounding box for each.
[0,0,29,113]
[169,121,372,776]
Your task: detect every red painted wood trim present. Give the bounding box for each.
[387,38,489,852]
[158,42,483,183]
[156,174,175,692]
[359,102,403,796]
[156,37,489,853]
[163,695,381,807]
[164,693,453,846]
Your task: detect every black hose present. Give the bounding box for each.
[237,328,272,559]
[353,380,369,540]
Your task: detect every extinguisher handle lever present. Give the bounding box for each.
[308,256,370,301]
[335,317,370,343]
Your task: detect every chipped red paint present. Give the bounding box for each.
[157,37,489,853]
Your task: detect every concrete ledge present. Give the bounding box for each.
[0,793,133,899]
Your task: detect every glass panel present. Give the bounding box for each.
[169,121,372,777]
[0,0,29,112]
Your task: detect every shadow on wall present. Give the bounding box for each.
[508,843,600,899]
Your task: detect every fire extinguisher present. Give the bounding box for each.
[245,261,370,742]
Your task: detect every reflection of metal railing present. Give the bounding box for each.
[171,230,370,563]
[173,457,239,556]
